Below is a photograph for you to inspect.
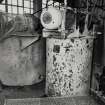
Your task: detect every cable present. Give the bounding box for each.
[33,3,54,15]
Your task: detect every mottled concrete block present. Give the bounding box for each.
[46,38,93,96]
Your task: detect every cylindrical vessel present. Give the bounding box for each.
[0,37,46,86]
[46,38,93,96]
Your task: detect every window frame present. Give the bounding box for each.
[0,0,33,14]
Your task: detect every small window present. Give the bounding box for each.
[19,7,23,14]
[18,0,22,6]
[0,5,5,11]
[0,0,34,15]
[12,0,17,5]
[24,0,30,8]
[8,6,12,13]
[12,6,18,14]
[8,0,12,4]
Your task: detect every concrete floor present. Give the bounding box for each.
[0,80,104,105]
[0,80,45,105]
[4,96,105,105]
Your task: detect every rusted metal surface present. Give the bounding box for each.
[0,37,46,86]
[46,37,93,96]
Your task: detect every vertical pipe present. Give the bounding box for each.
[53,0,55,7]
[5,0,8,20]
[17,0,19,14]
[46,0,48,9]
[23,0,24,14]
[61,0,67,37]
[30,0,31,14]
[11,0,13,15]
[5,0,8,13]
[103,20,105,66]
[90,38,95,94]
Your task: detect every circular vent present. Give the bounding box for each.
[42,12,52,24]
[40,7,62,30]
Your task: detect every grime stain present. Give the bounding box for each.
[71,39,74,43]
[53,55,56,64]
[53,45,60,53]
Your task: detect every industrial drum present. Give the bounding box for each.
[0,13,46,86]
[0,37,46,86]
[46,37,93,96]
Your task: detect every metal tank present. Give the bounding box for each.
[46,37,93,96]
[0,37,46,86]
[0,13,46,86]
